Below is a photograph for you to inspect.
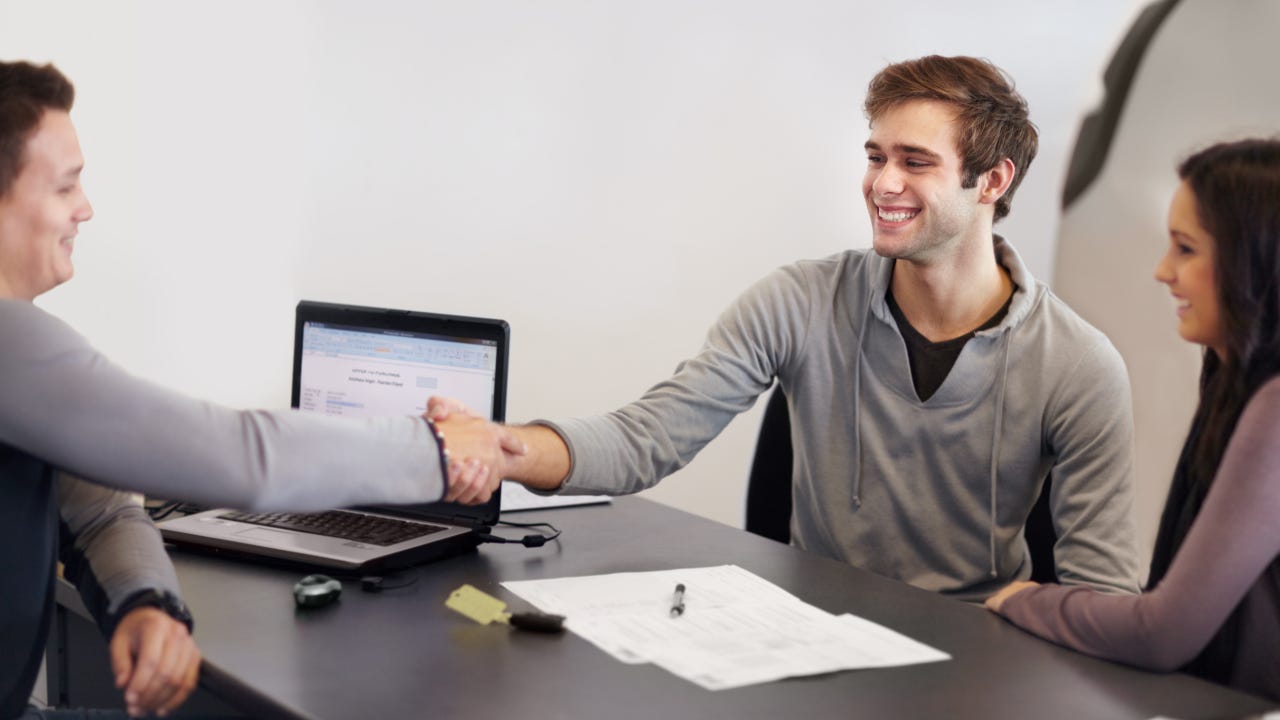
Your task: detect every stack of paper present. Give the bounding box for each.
[502,564,949,691]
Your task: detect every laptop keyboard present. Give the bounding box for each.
[219,510,449,547]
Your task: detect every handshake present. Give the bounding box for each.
[426,396,564,505]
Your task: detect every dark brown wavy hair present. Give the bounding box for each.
[864,55,1038,222]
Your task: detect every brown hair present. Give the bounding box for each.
[0,61,75,199]
[864,55,1038,222]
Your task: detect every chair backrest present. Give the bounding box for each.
[1024,476,1058,584]
[744,387,793,544]
[745,386,1059,582]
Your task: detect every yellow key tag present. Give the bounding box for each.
[446,584,510,626]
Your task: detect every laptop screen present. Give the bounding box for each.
[297,321,498,422]
[291,300,509,525]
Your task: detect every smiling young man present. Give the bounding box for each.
[446,55,1140,602]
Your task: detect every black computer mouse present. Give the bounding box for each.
[294,574,343,608]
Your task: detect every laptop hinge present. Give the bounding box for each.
[448,514,492,530]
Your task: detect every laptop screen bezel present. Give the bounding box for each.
[291,299,508,528]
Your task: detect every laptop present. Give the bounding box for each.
[158,300,509,571]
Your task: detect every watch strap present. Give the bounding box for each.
[109,588,195,634]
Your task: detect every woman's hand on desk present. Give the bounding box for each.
[984,580,1039,614]
[110,606,201,718]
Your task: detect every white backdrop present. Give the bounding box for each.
[2,0,1146,528]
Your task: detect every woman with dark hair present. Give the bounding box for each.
[986,138,1280,701]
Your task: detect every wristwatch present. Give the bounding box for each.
[110,588,195,633]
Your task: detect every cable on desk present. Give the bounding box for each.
[358,569,420,593]
[313,567,421,593]
[476,519,562,548]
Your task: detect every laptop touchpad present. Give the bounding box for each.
[236,527,302,546]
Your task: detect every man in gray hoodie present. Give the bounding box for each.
[442,55,1140,601]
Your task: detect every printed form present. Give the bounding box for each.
[502,564,949,690]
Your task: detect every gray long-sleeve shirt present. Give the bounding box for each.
[0,299,445,511]
[550,240,1140,601]
[998,376,1280,701]
[0,299,446,718]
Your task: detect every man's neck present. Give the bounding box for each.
[889,236,1013,342]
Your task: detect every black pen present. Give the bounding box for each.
[670,583,686,617]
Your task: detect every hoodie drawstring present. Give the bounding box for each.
[851,284,876,509]
[988,330,1013,578]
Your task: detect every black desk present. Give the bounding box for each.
[53,497,1274,719]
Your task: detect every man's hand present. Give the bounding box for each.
[109,606,201,718]
[428,396,571,492]
[433,410,527,504]
[983,580,1039,614]
[428,396,519,471]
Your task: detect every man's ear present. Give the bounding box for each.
[978,158,1016,206]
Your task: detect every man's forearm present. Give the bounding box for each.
[506,424,571,491]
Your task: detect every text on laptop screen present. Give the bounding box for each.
[299,322,497,421]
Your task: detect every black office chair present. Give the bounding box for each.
[1023,471,1058,584]
[745,386,1059,583]
[744,387,794,544]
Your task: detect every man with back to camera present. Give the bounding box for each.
[0,60,518,719]
[435,55,1141,601]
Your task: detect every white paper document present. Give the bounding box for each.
[502,564,949,690]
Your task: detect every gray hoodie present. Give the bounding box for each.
[550,239,1140,601]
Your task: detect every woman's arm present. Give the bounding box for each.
[991,378,1280,671]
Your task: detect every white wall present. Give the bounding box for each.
[2,0,1146,528]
